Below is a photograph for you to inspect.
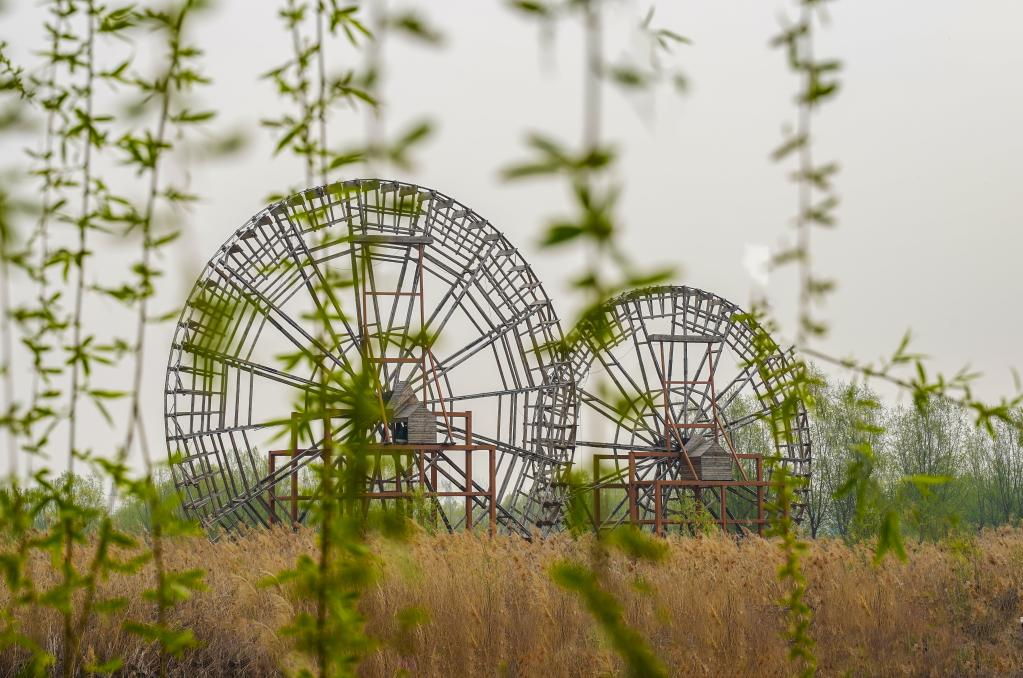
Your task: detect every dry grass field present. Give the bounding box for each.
[4,527,1023,676]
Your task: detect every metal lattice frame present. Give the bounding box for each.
[568,285,812,534]
[165,179,576,538]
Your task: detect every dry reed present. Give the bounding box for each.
[3,527,1023,676]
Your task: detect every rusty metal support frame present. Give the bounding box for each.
[267,408,498,535]
[591,451,766,535]
[267,444,498,536]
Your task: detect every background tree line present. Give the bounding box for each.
[807,376,1023,540]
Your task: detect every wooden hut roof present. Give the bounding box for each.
[686,438,729,459]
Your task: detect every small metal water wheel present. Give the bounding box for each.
[567,285,812,535]
[165,179,576,538]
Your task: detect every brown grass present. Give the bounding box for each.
[4,527,1023,676]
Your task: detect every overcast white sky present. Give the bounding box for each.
[2,0,1021,472]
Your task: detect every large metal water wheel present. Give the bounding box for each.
[568,285,812,535]
[165,179,576,538]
